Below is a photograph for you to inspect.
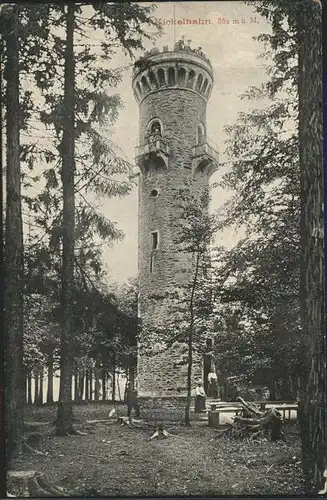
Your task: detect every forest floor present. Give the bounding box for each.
[9,403,305,496]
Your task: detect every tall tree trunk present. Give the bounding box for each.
[3,4,24,460]
[56,4,75,435]
[290,373,298,401]
[267,374,276,401]
[74,365,79,401]
[101,370,106,401]
[111,367,116,402]
[39,366,44,405]
[94,364,100,401]
[184,330,193,427]
[46,355,54,403]
[27,371,32,405]
[25,373,28,404]
[34,369,39,405]
[85,370,89,400]
[0,25,4,491]
[78,370,84,400]
[128,366,135,388]
[184,249,200,426]
[128,320,137,388]
[280,369,290,400]
[117,373,122,401]
[89,369,93,400]
[297,0,325,492]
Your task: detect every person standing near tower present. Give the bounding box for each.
[194,381,206,413]
[125,383,140,418]
[208,369,218,398]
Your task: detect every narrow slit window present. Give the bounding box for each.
[150,254,154,273]
[151,231,158,250]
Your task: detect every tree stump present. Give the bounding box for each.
[7,471,67,497]
[118,416,133,426]
[270,409,284,441]
[149,424,173,440]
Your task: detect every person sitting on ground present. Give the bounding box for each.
[194,381,206,413]
[125,383,140,419]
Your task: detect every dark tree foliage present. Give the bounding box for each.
[223,0,325,491]
[2,1,159,446]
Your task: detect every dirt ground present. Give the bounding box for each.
[9,403,305,497]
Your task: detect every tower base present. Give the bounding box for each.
[136,396,191,424]
[136,344,203,398]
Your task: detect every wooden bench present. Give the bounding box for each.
[208,403,298,427]
[208,407,242,427]
[209,401,297,411]
[275,404,298,420]
[208,402,241,411]
[255,401,297,410]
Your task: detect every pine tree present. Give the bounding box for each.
[14,3,159,432]
[2,4,25,459]
[239,0,325,490]
[297,0,325,491]
[56,3,76,435]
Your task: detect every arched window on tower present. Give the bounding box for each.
[202,78,209,95]
[187,70,196,88]
[195,73,204,92]
[178,67,186,86]
[196,123,205,145]
[150,121,161,135]
[168,67,175,86]
[135,81,142,98]
[148,70,158,89]
[147,119,162,145]
[157,68,166,87]
[141,75,150,93]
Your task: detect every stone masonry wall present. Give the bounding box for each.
[137,87,209,398]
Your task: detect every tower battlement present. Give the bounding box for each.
[132,42,213,104]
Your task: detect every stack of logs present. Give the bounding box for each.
[221,397,284,441]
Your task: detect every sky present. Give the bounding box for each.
[98,1,271,283]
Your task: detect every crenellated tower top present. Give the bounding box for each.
[132,40,214,105]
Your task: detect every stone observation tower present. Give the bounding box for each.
[132,41,219,399]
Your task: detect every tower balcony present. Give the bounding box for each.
[191,140,219,179]
[135,137,170,170]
